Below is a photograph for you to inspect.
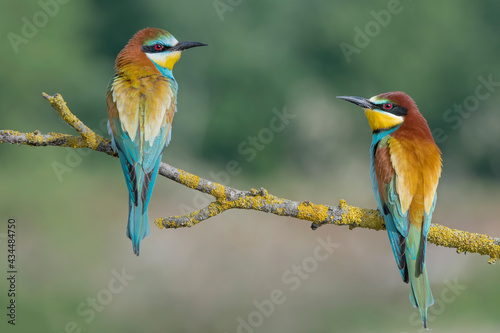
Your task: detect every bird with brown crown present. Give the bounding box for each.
[337,91,442,328]
[107,28,206,255]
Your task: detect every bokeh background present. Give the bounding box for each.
[1,1,499,332]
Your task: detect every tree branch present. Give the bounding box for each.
[2,93,499,264]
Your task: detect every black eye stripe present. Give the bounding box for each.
[391,106,407,116]
[141,44,171,53]
[375,103,407,116]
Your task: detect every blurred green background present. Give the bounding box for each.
[1,0,499,332]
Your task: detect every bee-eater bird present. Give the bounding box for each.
[337,92,442,328]
[106,28,206,255]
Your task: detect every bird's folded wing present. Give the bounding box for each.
[106,75,176,205]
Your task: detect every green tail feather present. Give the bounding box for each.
[407,224,434,328]
[408,262,434,328]
[127,199,150,256]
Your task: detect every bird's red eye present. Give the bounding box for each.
[384,103,393,110]
[154,44,163,51]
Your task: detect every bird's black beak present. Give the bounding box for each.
[171,41,208,51]
[336,96,374,110]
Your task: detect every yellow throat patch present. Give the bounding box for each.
[163,51,181,70]
[364,109,403,132]
[147,51,182,70]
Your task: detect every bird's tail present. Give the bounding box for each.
[127,197,150,256]
[407,223,434,329]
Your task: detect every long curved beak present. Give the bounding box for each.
[171,41,208,51]
[336,96,374,110]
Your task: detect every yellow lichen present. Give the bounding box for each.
[230,196,253,209]
[5,129,22,136]
[358,208,385,231]
[339,199,348,209]
[216,189,285,213]
[25,131,44,144]
[206,202,226,218]
[178,170,200,189]
[43,93,102,150]
[268,195,284,206]
[338,199,384,231]
[154,218,164,229]
[428,224,500,264]
[297,202,328,222]
[211,183,226,200]
[83,132,98,149]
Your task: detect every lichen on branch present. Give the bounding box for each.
[1,93,499,264]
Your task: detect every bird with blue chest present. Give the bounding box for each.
[106,28,207,255]
[337,91,442,328]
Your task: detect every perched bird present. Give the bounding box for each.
[337,92,442,328]
[106,28,206,255]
